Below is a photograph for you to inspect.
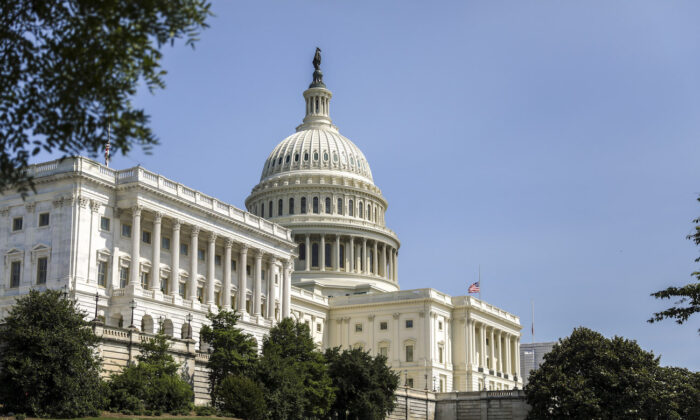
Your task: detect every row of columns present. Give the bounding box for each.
[128,206,292,319]
[299,234,398,282]
[465,319,519,379]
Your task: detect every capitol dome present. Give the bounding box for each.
[246,51,400,296]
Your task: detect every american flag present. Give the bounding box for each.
[468,281,480,294]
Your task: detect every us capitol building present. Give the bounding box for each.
[0,53,523,397]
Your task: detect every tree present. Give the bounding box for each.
[258,318,335,420]
[108,330,193,414]
[649,196,700,333]
[325,347,400,420]
[199,310,258,406]
[216,375,267,420]
[654,366,700,420]
[524,327,695,419]
[0,0,211,194]
[0,289,105,417]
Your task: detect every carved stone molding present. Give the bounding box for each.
[153,211,163,223]
[190,226,200,237]
[131,205,142,217]
[393,313,400,319]
[90,200,101,213]
[78,197,89,209]
[25,202,36,213]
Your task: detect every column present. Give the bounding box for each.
[505,333,511,377]
[151,212,162,291]
[470,320,477,367]
[387,247,393,280]
[426,311,433,363]
[372,241,378,275]
[130,206,142,286]
[267,258,277,319]
[206,233,217,305]
[480,324,486,369]
[189,227,199,300]
[223,239,232,310]
[170,220,181,295]
[466,319,473,368]
[282,260,292,318]
[497,331,503,373]
[349,236,355,272]
[395,250,399,281]
[320,235,326,271]
[362,238,367,274]
[489,328,495,372]
[238,246,248,313]
[334,236,340,272]
[254,251,262,316]
[305,235,311,271]
[380,243,386,278]
[515,337,521,380]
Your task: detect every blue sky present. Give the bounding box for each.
[43,1,700,368]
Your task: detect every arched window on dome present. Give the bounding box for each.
[268,201,273,218]
[367,204,371,220]
[325,243,331,268]
[278,157,282,165]
[285,155,290,163]
[325,197,331,214]
[359,202,363,218]
[261,203,265,218]
[323,152,329,161]
[313,197,319,214]
[295,153,299,162]
[301,197,307,214]
[349,200,354,217]
[369,251,374,273]
[289,198,295,215]
[278,199,283,216]
[311,243,319,267]
[374,207,377,223]
[339,244,345,269]
[298,243,306,261]
[304,152,309,161]
[337,198,343,215]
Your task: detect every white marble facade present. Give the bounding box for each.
[0,64,522,392]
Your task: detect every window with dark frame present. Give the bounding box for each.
[100,217,111,231]
[38,212,50,227]
[12,217,22,231]
[37,257,48,284]
[10,261,21,287]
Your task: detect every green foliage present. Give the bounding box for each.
[654,366,700,420]
[199,310,258,406]
[325,347,400,420]
[216,375,267,420]
[108,330,193,413]
[0,289,104,418]
[258,318,334,420]
[0,0,212,194]
[194,404,217,416]
[649,195,700,333]
[524,327,698,419]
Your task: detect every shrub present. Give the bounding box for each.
[194,405,217,416]
[217,375,267,420]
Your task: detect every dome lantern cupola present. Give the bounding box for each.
[297,47,334,132]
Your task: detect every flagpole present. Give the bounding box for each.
[531,300,535,344]
[478,265,481,301]
[105,118,111,167]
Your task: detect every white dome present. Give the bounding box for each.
[260,127,373,184]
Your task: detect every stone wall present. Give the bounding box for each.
[435,390,529,420]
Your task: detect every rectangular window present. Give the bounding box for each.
[406,345,414,362]
[380,321,388,330]
[316,323,322,333]
[97,261,108,287]
[141,272,149,289]
[161,277,168,294]
[405,319,413,329]
[379,346,388,357]
[179,282,186,298]
[215,255,222,266]
[100,217,111,231]
[162,237,171,250]
[232,260,237,271]
[407,378,414,388]
[439,346,444,364]
[275,274,278,285]
[196,286,203,303]
[142,230,151,244]
[215,291,221,307]
[122,223,132,237]
[246,265,251,276]
[198,249,205,261]
[337,198,343,215]
[439,321,443,331]
[37,257,48,284]
[10,261,21,287]
[355,323,363,332]
[12,217,23,232]
[262,270,266,280]
[38,212,50,227]
[180,244,188,256]
[119,266,129,288]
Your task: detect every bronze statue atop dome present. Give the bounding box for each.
[310,47,326,88]
[313,47,322,70]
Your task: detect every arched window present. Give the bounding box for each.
[141,315,154,333]
[374,207,377,222]
[268,201,273,218]
[304,152,309,161]
[261,203,265,217]
[295,153,299,162]
[285,155,290,163]
[162,319,174,337]
[325,243,332,268]
[325,197,331,214]
[313,197,319,214]
[278,157,282,165]
[349,200,354,216]
[311,243,319,267]
[181,322,192,340]
[339,244,345,268]
[289,198,295,215]
[301,197,307,214]
[369,251,374,273]
[359,202,363,218]
[313,151,319,161]
[299,243,306,261]
[367,204,371,220]
[278,199,283,216]
[337,198,343,215]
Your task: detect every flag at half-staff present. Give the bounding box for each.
[105,120,111,167]
[468,281,480,294]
